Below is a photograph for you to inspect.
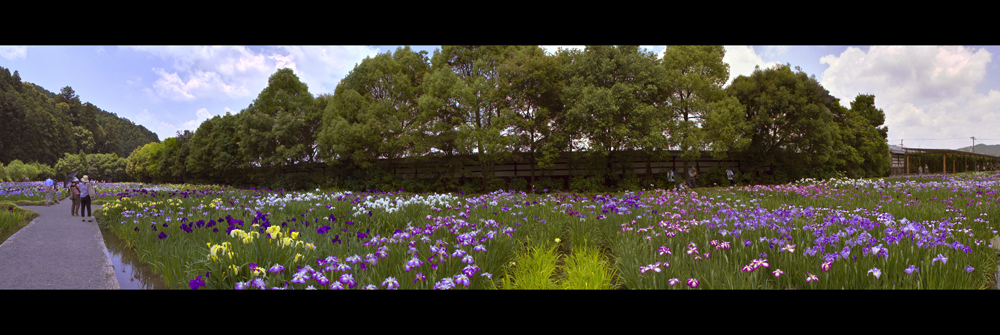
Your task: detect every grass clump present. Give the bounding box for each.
[562,240,617,289]
[500,242,561,289]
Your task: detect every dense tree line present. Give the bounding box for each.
[0,66,158,181]
[125,46,891,191]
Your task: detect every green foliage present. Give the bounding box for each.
[508,177,528,192]
[617,172,642,191]
[238,68,319,169]
[570,175,605,193]
[458,177,482,194]
[845,94,890,178]
[726,64,840,184]
[5,160,32,181]
[561,46,670,166]
[485,177,506,192]
[501,243,561,289]
[533,176,564,192]
[500,46,570,176]
[663,46,749,162]
[422,46,522,187]
[318,47,428,171]
[0,67,157,168]
[697,166,730,188]
[562,244,618,290]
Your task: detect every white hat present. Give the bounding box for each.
[81,175,89,183]
[73,177,79,182]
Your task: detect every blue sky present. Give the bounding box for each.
[2,45,999,150]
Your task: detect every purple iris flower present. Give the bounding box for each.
[382,277,400,290]
[339,274,358,288]
[252,278,266,290]
[189,275,206,290]
[158,232,167,239]
[932,254,948,265]
[966,265,974,273]
[434,277,456,290]
[904,265,918,275]
[454,274,470,287]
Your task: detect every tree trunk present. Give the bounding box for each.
[530,150,536,190]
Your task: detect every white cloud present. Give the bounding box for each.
[821,46,990,106]
[183,108,215,129]
[0,46,27,60]
[273,46,381,95]
[820,46,997,149]
[127,46,383,101]
[722,46,781,87]
[762,46,789,59]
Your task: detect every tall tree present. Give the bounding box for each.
[237,68,318,170]
[498,45,568,186]
[662,45,749,175]
[186,113,244,184]
[561,45,670,181]
[318,46,430,173]
[420,46,520,188]
[726,64,839,183]
[845,94,890,177]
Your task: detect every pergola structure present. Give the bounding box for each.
[897,147,1000,175]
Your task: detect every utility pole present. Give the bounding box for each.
[971,137,976,153]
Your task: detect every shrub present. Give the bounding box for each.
[458,178,482,194]
[617,172,641,191]
[533,177,564,192]
[508,177,528,192]
[486,177,507,192]
[570,175,605,193]
[696,166,730,188]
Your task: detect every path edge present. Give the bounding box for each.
[0,215,38,250]
[94,207,120,290]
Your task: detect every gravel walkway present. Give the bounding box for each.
[0,198,119,289]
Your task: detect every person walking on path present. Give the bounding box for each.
[686,169,699,189]
[70,178,81,217]
[79,175,95,222]
[726,167,735,186]
[44,175,60,207]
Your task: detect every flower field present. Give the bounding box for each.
[0,182,63,203]
[78,173,1000,289]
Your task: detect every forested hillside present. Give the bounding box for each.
[957,144,1000,157]
[0,66,160,166]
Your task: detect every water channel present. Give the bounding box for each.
[99,225,169,289]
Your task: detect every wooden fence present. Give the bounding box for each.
[278,151,749,183]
